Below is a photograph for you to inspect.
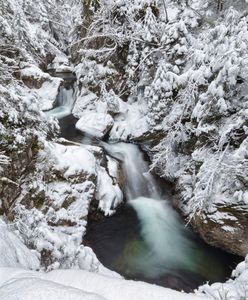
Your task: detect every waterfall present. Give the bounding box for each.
[57,86,74,107]
[104,142,197,277]
[45,82,75,119]
[129,197,196,277]
[103,143,160,200]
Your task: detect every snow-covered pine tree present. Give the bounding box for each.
[145,3,198,129]
[145,62,176,128]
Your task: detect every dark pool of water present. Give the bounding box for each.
[85,204,241,292]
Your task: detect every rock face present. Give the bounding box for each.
[168,135,248,257]
[76,113,114,139]
[191,204,248,257]
[6,141,124,270]
[0,0,127,276]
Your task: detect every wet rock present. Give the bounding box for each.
[191,203,248,257]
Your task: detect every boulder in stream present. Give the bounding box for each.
[76,113,114,139]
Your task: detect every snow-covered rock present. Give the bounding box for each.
[96,166,123,216]
[3,140,124,271]
[20,65,62,111]
[12,142,98,270]
[49,142,96,179]
[48,55,74,73]
[76,113,114,139]
[198,255,248,300]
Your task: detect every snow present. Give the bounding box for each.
[36,80,62,111]
[20,65,62,111]
[106,155,119,178]
[48,142,96,178]
[109,102,149,141]
[0,220,40,270]
[0,268,210,300]
[48,55,74,73]
[96,166,123,215]
[76,113,114,139]
[198,256,248,300]
[72,89,98,118]
[0,277,106,300]
[167,6,179,21]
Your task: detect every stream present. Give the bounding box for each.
[46,74,240,292]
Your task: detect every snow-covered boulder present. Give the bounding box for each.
[109,102,163,142]
[72,88,98,118]
[76,113,114,139]
[48,55,73,73]
[49,142,96,180]
[20,65,62,111]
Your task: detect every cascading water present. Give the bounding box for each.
[104,143,160,200]
[52,93,239,291]
[104,143,198,277]
[86,142,237,290]
[45,75,76,119]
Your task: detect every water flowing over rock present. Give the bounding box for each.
[89,142,236,290]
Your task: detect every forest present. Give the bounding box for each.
[0,0,248,299]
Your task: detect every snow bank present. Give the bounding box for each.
[198,256,248,300]
[0,277,105,300]
[0,220,39,270]
[0,268,210,300]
